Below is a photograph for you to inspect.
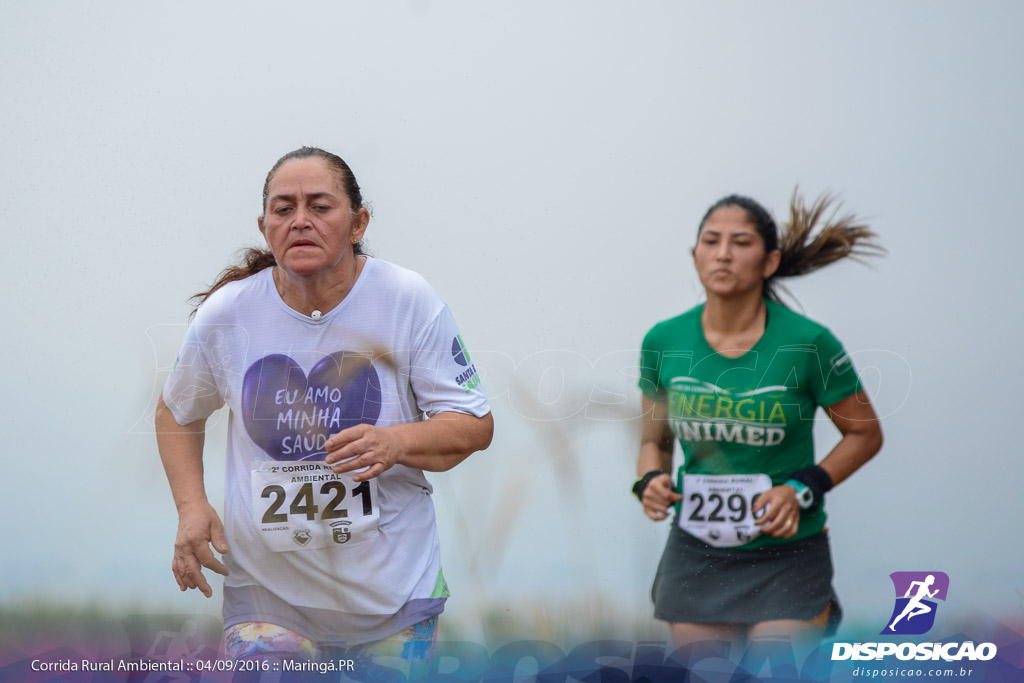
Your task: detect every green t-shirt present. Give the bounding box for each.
[639,300,862,548]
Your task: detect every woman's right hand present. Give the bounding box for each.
[173,501,230,598]
[642,474,683,521]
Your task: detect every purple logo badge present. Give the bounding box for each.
[451,335,470,367]
[882,571,949,635]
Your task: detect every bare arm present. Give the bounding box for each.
[325,411,494,481]
[637,396,682,521]
[638,396,673,475]
[155,393,228,598]
[156,393,209,510]
[818,390,884,486]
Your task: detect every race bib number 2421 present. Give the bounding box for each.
[251,461,379,552]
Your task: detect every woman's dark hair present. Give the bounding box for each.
[191,147,367,311]
[697,190,884,302]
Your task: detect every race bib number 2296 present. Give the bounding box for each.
[251,461,379,552]
[678,473,770,548]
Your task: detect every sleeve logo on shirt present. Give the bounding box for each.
[831,351,853,375]
[451,336,481,393]
[882,571,949,635]
[241,352,382,461]
[452,335,472,366]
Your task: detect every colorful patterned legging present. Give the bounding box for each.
[224,616,438,682]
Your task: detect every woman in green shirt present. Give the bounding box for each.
[635,193,884,657]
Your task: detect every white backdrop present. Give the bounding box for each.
[2,1,1021,641]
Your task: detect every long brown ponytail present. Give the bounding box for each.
[776,190,884,280]
[189,247,278,310]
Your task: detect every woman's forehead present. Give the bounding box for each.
[268,158,340,194]
[701,206,758,234]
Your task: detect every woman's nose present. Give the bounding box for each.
[291,205,313,229]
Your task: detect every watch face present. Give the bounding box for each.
[787,480,813,509]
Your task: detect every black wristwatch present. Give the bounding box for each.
[785,479,814,510]
[786,465,834,513]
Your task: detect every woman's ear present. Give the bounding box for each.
[351,207,370,243]
[764,248,782,279]
[257,215,269,246]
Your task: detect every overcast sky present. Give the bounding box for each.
[2,1,1022,641]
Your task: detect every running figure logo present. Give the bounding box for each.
[882,571,950,635]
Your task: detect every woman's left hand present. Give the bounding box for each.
[324,424,405,481]
[752,484,801,539]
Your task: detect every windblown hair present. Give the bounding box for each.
[189,247,278,312]
[699,190,884,303]
[190,147,367,312]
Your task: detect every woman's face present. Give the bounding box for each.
[258,158,369,277]
[693,205,780,299]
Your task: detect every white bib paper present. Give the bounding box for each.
[678,473,772,547]
[251,461,380,552]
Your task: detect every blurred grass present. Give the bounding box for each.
[0,596,666,654]
[0,600,131,640]
[439,594,667,649]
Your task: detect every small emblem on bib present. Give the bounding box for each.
[331,521,352,544]
[293,529,312,546]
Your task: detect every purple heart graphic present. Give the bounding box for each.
[241,352,382,461]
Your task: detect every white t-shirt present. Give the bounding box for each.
[163,257,489,645]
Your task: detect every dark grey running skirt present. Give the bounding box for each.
[652,524,841,634]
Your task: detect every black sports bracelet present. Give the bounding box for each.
[632,469,667,502]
